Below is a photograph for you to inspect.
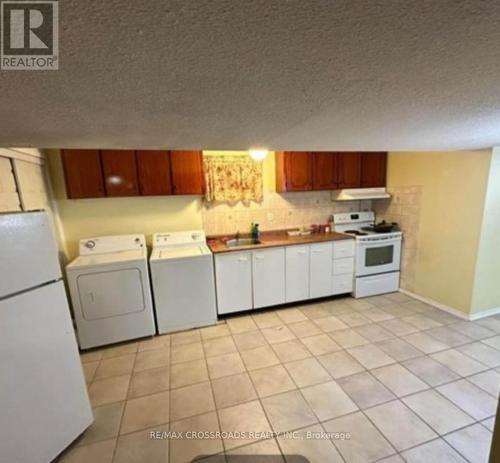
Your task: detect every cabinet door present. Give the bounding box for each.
[312,152,338,190]
[285,246,310,303]
[136,150,172,195]
[253,248,285,309]
[361,152,387,187]
[215,252,253,314]
[170,151,205,195]
[101,150,139,197]
[61,149,104,199]
[309,242,333,298]
[285,152,313,191]
[337,153,361,188]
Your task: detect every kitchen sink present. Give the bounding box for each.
[225,238,262,248]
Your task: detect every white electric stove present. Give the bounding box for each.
[334,212,402,298]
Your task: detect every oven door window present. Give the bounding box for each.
[365,245,394,267]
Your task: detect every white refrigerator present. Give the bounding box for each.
[0,211,93,463]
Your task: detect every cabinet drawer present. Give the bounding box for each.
[333,257,354,275]
[332,274,353,295]
[333,240,355,259]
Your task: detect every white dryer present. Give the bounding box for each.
[150,230,217,334]
[66,235,156,349]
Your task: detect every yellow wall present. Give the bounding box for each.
[471,148,500,313]
[47,150,203,259]
[387,151,491,314]
[47,150,275,260]
[49,147,499,315]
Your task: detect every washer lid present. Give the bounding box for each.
[67,249,146,269]
[157,245,211,260]
[151,244,212,261]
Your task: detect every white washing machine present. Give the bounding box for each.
[66,235,156,349]
[150,230,217,334]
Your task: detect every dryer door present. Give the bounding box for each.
[77,268,146,320]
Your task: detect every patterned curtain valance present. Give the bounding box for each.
[203,155,263,202]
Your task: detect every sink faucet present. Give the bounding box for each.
[235,231,240,240]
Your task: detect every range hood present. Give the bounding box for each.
[331,187,391,201]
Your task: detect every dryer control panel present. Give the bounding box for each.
[79,235,146,255]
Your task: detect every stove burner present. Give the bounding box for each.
[344,230,368,236]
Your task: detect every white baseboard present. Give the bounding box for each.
[400,288,500,321]
[469,306,500,321]
[399,289,469,320]
[398,289,500,321]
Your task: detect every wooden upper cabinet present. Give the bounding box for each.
[101,150,139,197]
[312,152,338,190]
[276,151,387,192]
[61,149,207,199]
[136,150,172,195]
[61,149,104,199]
[276,152,313,192]
[361,152,387,187]
[338,152,362,188]
[170,151,205,195]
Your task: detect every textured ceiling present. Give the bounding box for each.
[1,0,500,150]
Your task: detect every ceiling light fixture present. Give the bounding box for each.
[248,149,269,161]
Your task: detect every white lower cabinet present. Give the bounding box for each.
[332,273,354,295]
[310,242,334,298]
[332,241,355,295]
[333,257,354,275]
[285,245,310,303]
[215,251,252,314]
[253,248,285,309]
[333,239,355,259]
[215,239,355,314]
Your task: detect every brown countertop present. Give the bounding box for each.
[208,230,354,254]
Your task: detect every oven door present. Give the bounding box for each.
[356,236,401,276]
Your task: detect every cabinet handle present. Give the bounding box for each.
[255,256,265,260]
[298,250,307,255]
[238,257,248,262]
[312,249,323,253]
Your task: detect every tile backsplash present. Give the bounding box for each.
[202,191,372,235]
[373,185,423,292]
[202,186,422,296]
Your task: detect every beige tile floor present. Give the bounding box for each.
[56,293,499,463]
